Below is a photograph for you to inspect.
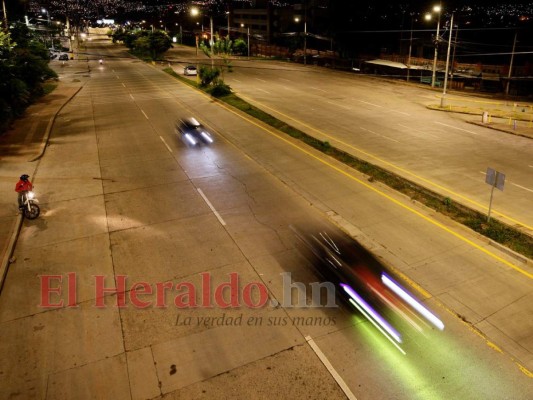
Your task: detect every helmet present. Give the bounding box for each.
[20,174,30,181]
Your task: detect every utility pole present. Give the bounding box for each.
[505,31,517,96]
[407,15,414,82]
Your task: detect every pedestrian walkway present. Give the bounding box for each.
[0,60,90,288]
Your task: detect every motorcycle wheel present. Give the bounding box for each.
[24,203,40,220]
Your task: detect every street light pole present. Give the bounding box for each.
[304,21,307,66]
[247,26,250,59]
[431,5,441,88]
[2,0,9,31]
[440,13,454,108]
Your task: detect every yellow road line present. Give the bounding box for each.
[238,94,533,232]
[162,65,533,377]
[160,67,532,279]
[210,97,532,279]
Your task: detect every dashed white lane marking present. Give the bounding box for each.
[305,335,358,400]
[129,94,134,100]
[327,101,351,110]
[389,109,411,116]
[360,127,400,143]
[398,124,439,139]
[358,100,382,108]
[159,136,173,153]
[257,88,270,94]
[122,83,126,88]
[435,121,478,135]
[478,171,533,193]
[255,78,267,83]
[310,86,328,93]
[197,188,226,226]
[141,109,149,119]
[511,183,533,193]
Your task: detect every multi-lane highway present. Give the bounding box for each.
[0,37,532,399]
[167,45,533,233]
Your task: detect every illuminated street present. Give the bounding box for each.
[0,36,532,399]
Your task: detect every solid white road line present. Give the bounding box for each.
[141,109,149,119]
[305,336,358,400]
[159,136,173,153]
[197,188,226,226]
[257,88,270,94]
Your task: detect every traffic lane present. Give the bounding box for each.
[77,53,349,397]
[140,67,533,366]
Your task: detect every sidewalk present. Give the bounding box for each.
[0,60,90,289]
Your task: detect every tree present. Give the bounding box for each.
[233,39,247,56]
[0,24,57,132]
[197,35,233,97]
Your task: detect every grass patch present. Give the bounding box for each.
[163,67,533,260]
[42,82,58,96]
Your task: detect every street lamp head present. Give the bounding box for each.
[425,13,432,21]
[294,17,300,23]
[433,5,442,13]
[240,23,244,27]
[190,8,199,17]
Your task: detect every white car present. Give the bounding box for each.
[184,65,197,76]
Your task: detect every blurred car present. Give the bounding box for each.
[184,65,197,76]
[58,54,69,61]
[291,225,444,354]
[176,117,213,146]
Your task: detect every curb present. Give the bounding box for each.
[0,83,84,294]
[29,85,84,162]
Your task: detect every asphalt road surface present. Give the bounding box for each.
[0,37,532,400]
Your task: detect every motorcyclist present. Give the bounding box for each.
[99,58,103,65]
[15,174,33,209]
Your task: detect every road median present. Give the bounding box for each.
[163,66,533,261]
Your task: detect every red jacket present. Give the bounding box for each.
[15,179,33,193]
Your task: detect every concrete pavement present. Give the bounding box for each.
[0,60,91,289]
[1,42,532,398]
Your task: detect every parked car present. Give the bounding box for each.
[184,65,197,76]
[176,117,213,146]
[58,54,69,61]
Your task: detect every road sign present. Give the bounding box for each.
[485,167,505,222]
[485,168,505,191]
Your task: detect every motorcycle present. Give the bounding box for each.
[20,191,40,219]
